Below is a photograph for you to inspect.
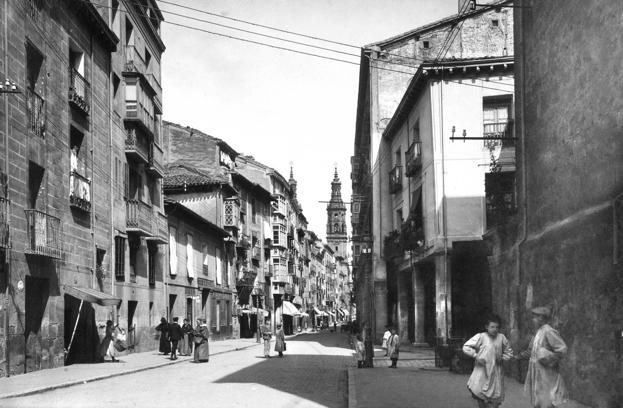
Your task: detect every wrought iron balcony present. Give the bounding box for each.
[25,209,62,258]
[69,68,90,114]
[125,129,150,164]
[26,88,45,138]
[405,142,422,177]
[147,142,165,178]
[485,171,517,229]
[126,199,153,236]
[389,165,402,194]
[124,46,146,74]
[483,120,514,148]
[69,170,91,212]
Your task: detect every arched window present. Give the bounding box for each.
[334,223,339,233]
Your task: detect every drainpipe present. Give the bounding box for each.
[90,35,95,290]
[108,39,115,318]
[439,72,450,343]
[3,0,11,378]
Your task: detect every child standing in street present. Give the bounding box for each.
[463,315,513,408]
[354,334,365,368]
[387,327,400,368]
[382,325,391,357]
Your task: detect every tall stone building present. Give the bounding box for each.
[351,0,514,343]
[326,169,348,259]
[487,1,623,405]
[0,0,167,376]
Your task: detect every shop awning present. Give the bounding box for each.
[241,308,269,316]
[341,308,350,316]
[64,285,121,307]
[281,300,300,316]
[299,312,310,317]
[292,296,303,306]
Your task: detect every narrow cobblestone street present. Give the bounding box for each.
[2,332,353,408]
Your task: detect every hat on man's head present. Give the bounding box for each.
[173,316,179,322]
[531,306,551,318]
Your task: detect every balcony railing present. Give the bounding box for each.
[25,209,62,258]
[26,88,45,138]
[405,142,422,177]
[69,68,90,114]
[126,199,153,236]
[389,165,402,194]
[483,121,514,148]
[148,211,168,244]
[69,170,91,212]
[147,143,165,178]
[0,197,8,248]
[125,129,150,164]
[124,46,145,74]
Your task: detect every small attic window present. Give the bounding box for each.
[422,41,430,49]
[491,19,499,27]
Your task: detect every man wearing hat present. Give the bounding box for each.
[519,306,568,408]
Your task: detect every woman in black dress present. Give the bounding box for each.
[155,317,171,355]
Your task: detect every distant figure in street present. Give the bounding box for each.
[387,327,400,368]
[274,323,286,357]
[354,334,365,368]
[333,321,337,332]
[99,320,118,362]
[168,317,184,360]
[463,315,513,408]
[193,319,210,363]
[180,318,193,356]
[382,325,391,357]
[517,307,568,408]
[155,317,171,355]
[261,319,272,358]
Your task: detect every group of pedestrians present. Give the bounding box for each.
[260,319,286,358]
[155,317,210,363]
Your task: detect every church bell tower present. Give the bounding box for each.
[326,168,348,258]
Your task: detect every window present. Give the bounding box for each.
[169,226,178,275]
[215,248,222,285]
[396,209,403,229]
[69,48,84,77]
[251,199,256,223]
[220,300,226,327]
[186,233,194,279]
[226,301,231,325]
[483,97,512,148]
[28,161,44,210]
[423,40,430,49]
[112,73,121,112]
[215,300,221,331]
[115,236,126,281]
[26,42,45,138]
[491,19,499,27]
[395,148,402,166]
[70,126,86,175]
[145,48,152,67]
[125,18,134,47]
[129,238,138,282]
[111,0,121,37]
[202,243,209,276]
[148,242,157,286]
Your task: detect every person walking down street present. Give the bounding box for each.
[382,325,391,357]
[155,317,171,355]
[354,334,366,368]
[518,306,568,408]
[274,323,286,358]
[261,319,272,358]
[387,327,400,368]
[193,319,210,363]
[99,320,118,363]
[462,315,513,408]
[180,319,193,356]
[168,317,184,360]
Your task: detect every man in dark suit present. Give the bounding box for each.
[168,317,184,360]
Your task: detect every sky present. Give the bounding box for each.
[159,0,458,240]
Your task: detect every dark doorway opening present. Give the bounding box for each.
[128,300,138,350]
[186,297,193,323]
[168,294,177,320]
[63,294,98,365]
[25,276,49,372]
[421,262,436,347]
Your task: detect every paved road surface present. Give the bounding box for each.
[3,331,353,408]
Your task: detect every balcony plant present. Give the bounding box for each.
[383,230,402,260]
[400,213,425,252]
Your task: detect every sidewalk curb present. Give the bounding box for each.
[0,342,261,400]
[348,368,357,408]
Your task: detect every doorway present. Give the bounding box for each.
[186,297,193,323]
[25,276,49,372]
[128,300,138,350]
[168,294,177,320]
